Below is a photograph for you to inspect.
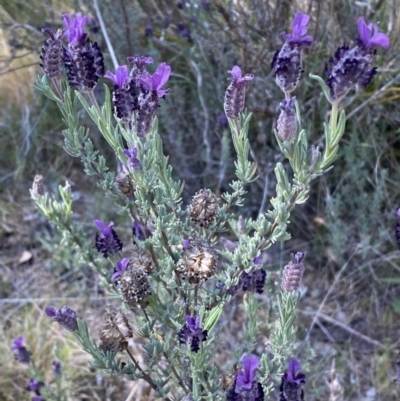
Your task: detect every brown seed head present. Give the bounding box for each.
[128,248,154,275]
[281,252,306,292]
[100,307,133,352]
[178,239,217,285]
[188,188,219,228]
[116,169,135,197]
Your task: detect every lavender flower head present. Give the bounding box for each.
[178,315,207,353]
[45,305,78,332]
[26,378,45,394]
[12,336,31,363]
[280,359,306,401]
[94,220,123,258]
[224,66,254,119]
[111,257,130,281]
[123,148,141,171]
[53,361,62,375]
[62,13,104,92]
[40,28,64,79]
[272,12,312,94]
[226,354,264,401]
[136,62,172,136]
[326,17,390,101]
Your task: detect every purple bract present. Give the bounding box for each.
[281,12,313,47]
[357,17,390,50]
[105,66,130,88]
[63,13,88,47]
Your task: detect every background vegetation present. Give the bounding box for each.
[1,0,400,399]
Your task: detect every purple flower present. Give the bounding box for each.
[224,66,254,119]
[139,62,172,98]
[357,17,390,50]
[396,210,400,250]
[326,17,390,101]
[105,66,130,89]
[63,13,88,47]
[280,359,306,401]
[94,220,123,258]
[111,257,130,281]
[218,113,229,130]
[240,269,266,294]
[177,23,191,41]
[178,315,208,353]
[176,1,184,9]
[45,305,78,332]
[62,13,104,92]
[123,148,141,171]
[226,354,264,401]
[12,336,31,364]
[53,361,61,375]
[281,12,313,47]
[26,378,44,394]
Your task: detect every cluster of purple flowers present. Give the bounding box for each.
[94,220,123,258]
[26,379,45,401]
[178,315,208,353]
[45,305,79,332]
[12,336,31,363]
[105,57,171,135]
[40,13,104,92]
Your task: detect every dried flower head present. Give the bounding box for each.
[188,188,219,228]
[326,17,389,101]
[40,28,63,79]
[117,255,152,307]
[277,98,297,142]
[178,315,207,353]
[99,307,133,352]
[116,167,135,197]
[272,13,312,94]
[12,336,31,364]
[63,13,104,92]
[178,239,217,285]
[226,354,264,401]
[281,252,306,292]
[280,359,306,401]
[45,305,78,331]
[32,174,45,196]
[224,66,254,119]
[94,220,123,258]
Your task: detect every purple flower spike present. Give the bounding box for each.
[111,257,130,281]
[62,13,104,92]
[40,28,63,79]
[94,220,123,258]
[182,239,191,248]
[357,17,390,50]
[282,12,313,47]
[45,305,78,332]
[396,210,400,250]
[280,359,306,401]
[224,66,254,119]
[178,315,207,353]
[105,66,130,88]
[12,336,31,364]
[27,378,45,394]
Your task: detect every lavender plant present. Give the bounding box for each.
[29,11,390,400]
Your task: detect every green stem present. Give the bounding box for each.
[330,101,339,135]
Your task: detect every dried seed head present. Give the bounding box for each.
[188,188,219,228]
[281,252,306,292]
[32,174,45,196]
[116,169,135,197]
[128,248,154,275]
[118,259,152,307]
[277,98,297,142]
[40,28,64,79]
[178,239,217,285]
[99,307,133,352]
